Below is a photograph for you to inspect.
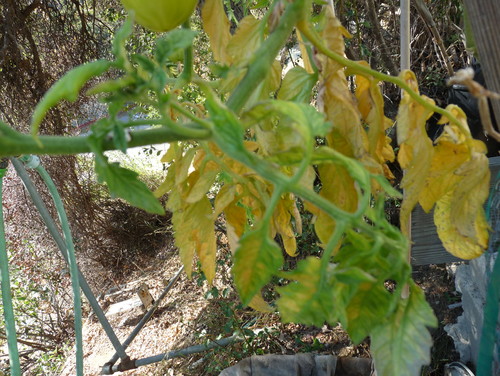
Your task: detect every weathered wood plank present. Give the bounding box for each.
[411,156,500,265]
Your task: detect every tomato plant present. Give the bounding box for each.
[0,1,491,375]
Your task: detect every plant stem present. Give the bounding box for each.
[226,0,308,113]
[0,123,211,157]
[297,22,469,135]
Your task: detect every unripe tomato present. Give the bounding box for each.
[121,0,197,32]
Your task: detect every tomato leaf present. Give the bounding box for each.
[278,67,317,103]
[31,60,111,135]
[154,29,198,65]
[233,224,284,305]
[171,197,217,282]
[202,0,232,64]
[277,257,339,326]
[371,282,437,376]
[94,157,165,215]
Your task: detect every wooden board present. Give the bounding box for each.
[411,156,500,266]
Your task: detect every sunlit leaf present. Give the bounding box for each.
[32,60,111,134]
[248,293,274,313]
[233,224,284,305]
[226,15,262,64]
[319,10,369,160]
[371,282,437,376]
[273,195,298,256]
[172,197,216,282]
[202,0,232,64]
[94,159,164,214]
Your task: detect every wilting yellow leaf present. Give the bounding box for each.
[233,225,284,305]
[214,184,237,216]
[434,192,487,259]
[297,31,314,74]
[248,293,274,313]
[315,163,358,245]
[226,15,262,64]
[175,147,197,186]
[355,69,395,171]
[225,201,247,253]
[449,153,490,238]
[154,164,175,198]
[185,169,219,203]
[202,0,232,64]
[172,197,217,283]
[273,195,298,256]
[418,140,469,212]
[160,143,177,163]
[396,70,435,231]
[319,9,369,160]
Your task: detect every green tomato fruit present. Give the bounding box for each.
[121,0,197,32]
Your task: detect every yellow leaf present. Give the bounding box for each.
[214,184,237,216]
[297,31,314,74]
[202,0,232,64]
[160,143,177,163]
[185,169,219,203]
[319,10,369,160]
[225,202,247,253]
[273,196,297,256]
[315,163,358,245]
[450,153,490,238]
[248,293,274,313]
[418,140,469,212]
[154,164,175,198]
[175,147,197,185]
[226,15,262,64]
[396,71,435,230]
[172,197,217,282]
[355,69,395,167]
[434,192,487,259]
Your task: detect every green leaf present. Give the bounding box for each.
[277,257,339,326]
[132,54,157,73]
[154,29,198,65]
[233,224,284,305]
[31,60,111,135]
[345,281,395,344]
[277,67,317,103]
[94,156,164,215]
[112,124,128,153]
[371,282,437,376]
[113,17,133,67]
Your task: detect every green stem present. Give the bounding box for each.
[0,123,211,157]
[226,0,308,113]
[33,162,83,376]
[180,20,193,83]
[170,102,213,130]
[0,165,21,376]
[298,23,469,135]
